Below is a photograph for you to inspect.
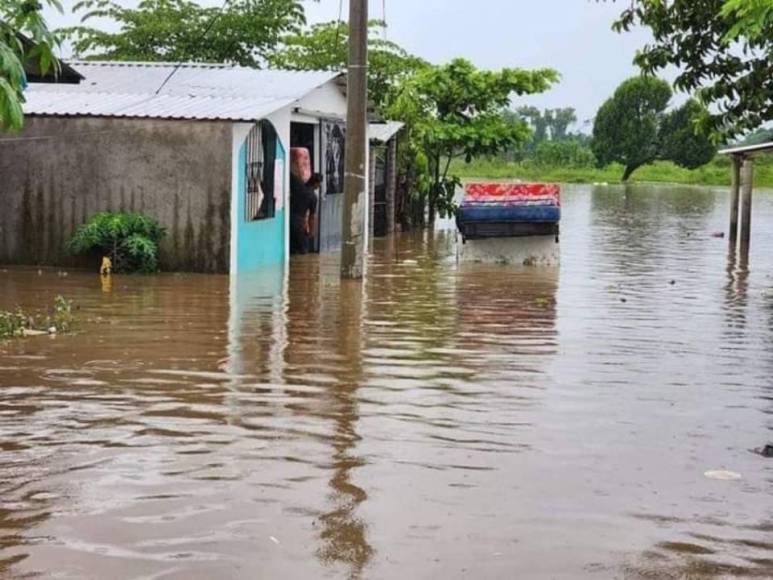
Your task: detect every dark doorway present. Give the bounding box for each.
[290,122,319,252]
[373,146,388,238]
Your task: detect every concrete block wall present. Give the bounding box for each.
[0,116,233,273]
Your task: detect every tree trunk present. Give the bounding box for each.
[621,163,639,182]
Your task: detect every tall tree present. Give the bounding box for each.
[516,106,549,144]
[659,99,716,170]
[1,0,59,131]
[613,0,773,137]
[591,76,672,181]
[62,0,306,66]
[388,59,558,221]
[268,20,426,111]
[546,107,577,141]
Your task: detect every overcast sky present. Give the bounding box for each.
[45,0,656,131]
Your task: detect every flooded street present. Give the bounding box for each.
[2,183,773,579]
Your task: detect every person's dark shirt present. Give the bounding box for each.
[290,174,318,218]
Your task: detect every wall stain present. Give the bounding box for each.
[184,205,196,272]
[197,189,216,273]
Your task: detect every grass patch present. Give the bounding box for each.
[451,156,773,187]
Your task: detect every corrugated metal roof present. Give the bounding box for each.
[369,121,404,143]
[719,141,773,157]
[23,61,342,122]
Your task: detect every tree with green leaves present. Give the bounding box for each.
[547,107,577,141]
[62,0,306,66]
[659,99,715,171]
[388,59,558,221]
[1,0,59,131]
[268,20,427,111]
[592,76,672,181]
[613,0,773,138]
[516,106,549,144]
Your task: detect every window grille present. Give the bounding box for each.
[245,121,277,221]
[245,123,265,221]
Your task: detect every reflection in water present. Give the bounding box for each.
[1,184,773,578]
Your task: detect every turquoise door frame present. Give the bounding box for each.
[234,135,287,272]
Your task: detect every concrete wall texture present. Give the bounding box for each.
[0,116,233,273]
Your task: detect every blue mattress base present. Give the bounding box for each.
[458,204,561,224]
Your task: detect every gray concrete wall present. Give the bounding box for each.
[0,116,232,273]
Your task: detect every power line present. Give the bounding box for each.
[333,0,345,64]
[153,0,232,95]
[382,0,387,40]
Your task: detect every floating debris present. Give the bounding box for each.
[704,470,742,480]
[753,444,773,458]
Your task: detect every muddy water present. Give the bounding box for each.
[1,184,773,579]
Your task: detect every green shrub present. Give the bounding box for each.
[0,295,75,339]
[68,212,166,273]
[0,308,27,338]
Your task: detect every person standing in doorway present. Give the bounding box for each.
[290,173,320,254]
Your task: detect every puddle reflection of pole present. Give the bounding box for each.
[316,277,373,578]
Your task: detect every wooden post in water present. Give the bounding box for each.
[340,0,369,279]
[729,156,741,246]
[739,157,754,256]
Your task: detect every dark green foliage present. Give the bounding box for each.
[534,139,596,168]
[68,212,166,273]
[613,0,773,137]
[1,0,60,131]
[61,0,306,66]
[592,76,672,181]
[268,20,428,111]
[659,99,716,170]
[0,307,27,338]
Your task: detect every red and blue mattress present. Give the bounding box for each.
[458,182,561,224]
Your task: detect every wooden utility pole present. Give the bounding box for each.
[728,156,741,246]
[739,157,754,256]
[341,0,368,279]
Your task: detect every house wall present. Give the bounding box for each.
[0,116,232,273]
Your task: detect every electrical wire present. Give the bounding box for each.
[153,0,232,95]
[333,0,345,65]
[382,0,387,40]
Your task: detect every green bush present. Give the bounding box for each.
[68,212,166,273]
[0,295,75,339]
[534,140,596,168]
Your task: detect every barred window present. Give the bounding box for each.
[245,121,278,221]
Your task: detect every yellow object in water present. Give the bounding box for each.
[100,256,112,276]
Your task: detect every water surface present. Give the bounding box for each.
[2,184,773,579]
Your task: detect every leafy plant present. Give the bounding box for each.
[68,212,166,273]
[0,0,60,131]
[0,307,27,338]
[52,295,74,333]
[387,58,558,221]
[61,0,307,66]
[268,19,428,111]
[0,295,75,339]
[592,77,717,181]
[592,76,672,181]
[659,99,716,171]
[612,0,773,138]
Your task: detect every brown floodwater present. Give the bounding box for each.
[1,183,773,579]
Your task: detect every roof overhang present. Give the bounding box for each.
[719,141,773,157]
